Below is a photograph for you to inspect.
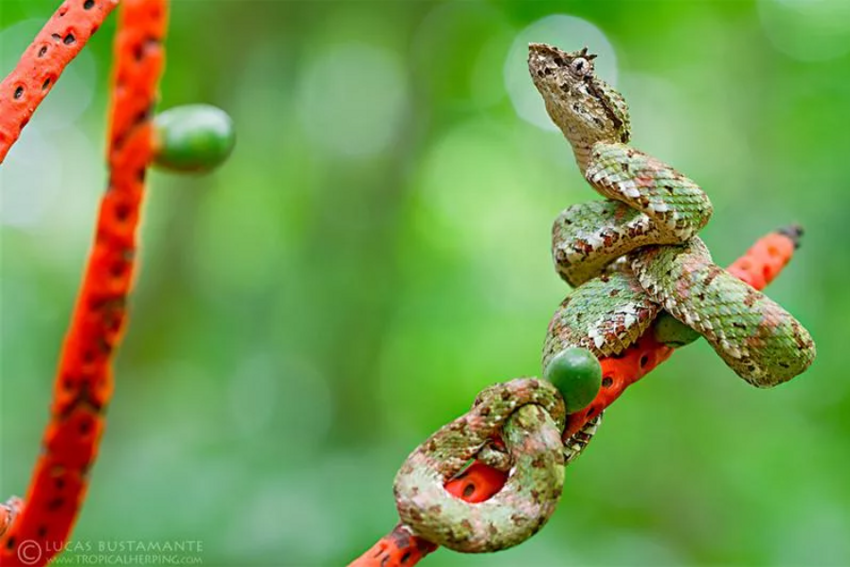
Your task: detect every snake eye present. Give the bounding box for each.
[570,57,591,76]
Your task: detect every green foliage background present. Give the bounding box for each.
[2,1,849,565]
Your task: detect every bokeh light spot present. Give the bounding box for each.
[295,42,409,159]
[412,2,512,107]
[504,15,617,131]
[0,129,61,228]
[758,0,850,61]
[411,118,555,258]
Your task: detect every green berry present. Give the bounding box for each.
[543,347,602,413]
[653,312,700,348]
[153,104,235,173]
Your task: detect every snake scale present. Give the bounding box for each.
[392,43,816,554]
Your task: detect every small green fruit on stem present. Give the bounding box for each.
[153,104,235,173]
[543,347,602,413]
[653,311,701,348]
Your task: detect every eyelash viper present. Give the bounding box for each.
[531,43,816,386]
[391,43,817,556]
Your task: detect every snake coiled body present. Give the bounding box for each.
[392,44,818,556]
[394,378,567,552]
[530,44,815,387]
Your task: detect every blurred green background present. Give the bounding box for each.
[2,1,849,565]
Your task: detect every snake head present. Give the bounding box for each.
[528,43,630,148]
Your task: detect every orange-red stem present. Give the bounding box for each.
[0,0,119,163]
[0,1,167,565]
[350,228,799,567]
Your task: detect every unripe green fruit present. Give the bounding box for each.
[153,104,235,173]
[654,311,700,347]
[543,347,602,413]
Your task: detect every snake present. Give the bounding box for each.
[392,43,817,555]
[531,43,816,386]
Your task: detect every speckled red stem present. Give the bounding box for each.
[0,0,119,163]
[0,1,167,565]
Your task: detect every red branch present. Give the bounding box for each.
[0,1,168,565]
[0,0,119,163]
[350,228,800,567]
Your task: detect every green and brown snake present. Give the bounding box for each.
[392,43,816,554]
